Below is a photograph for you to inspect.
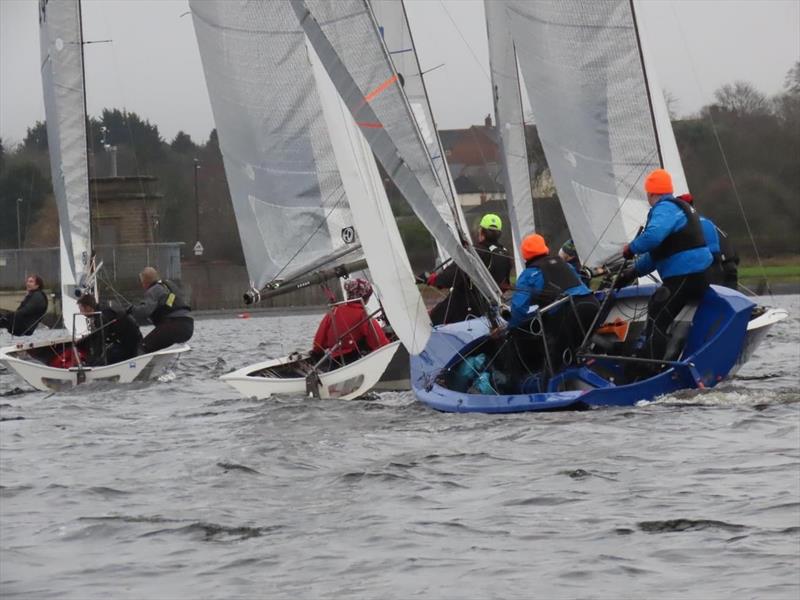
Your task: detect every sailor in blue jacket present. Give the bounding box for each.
[505,234,599,381]
[622,169,712,363]
[678,193,738,288]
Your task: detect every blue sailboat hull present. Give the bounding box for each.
[410,286,755,413]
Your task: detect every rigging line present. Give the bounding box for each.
[581,149,659,266]
[268,185,348,284]
[437,0,490,82]
[667,2,772,296]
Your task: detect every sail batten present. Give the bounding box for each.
[39,0,92,334]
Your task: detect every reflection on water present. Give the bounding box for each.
[1,296,798,599]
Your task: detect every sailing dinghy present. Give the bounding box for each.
[0,0,189,391]
[410,0,786,413]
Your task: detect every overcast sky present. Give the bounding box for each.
[1,0,798,146]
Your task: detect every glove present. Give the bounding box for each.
[415,271,432,285]
[579,266,594,282]
[622,244,635,260]
[613,267,637,289]
[500,305,511,320]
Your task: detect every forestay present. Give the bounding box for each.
[369,0,469,253]
[189,1,360,290]
[291,0,502,306]
[502,0,683,267]
[311,43,431,353]
[39,0,92,334]
[484,1,534,274]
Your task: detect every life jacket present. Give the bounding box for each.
[478,240,513,289]
[150,280,191,325]
[649,198,706,263]
[526,254,582,306]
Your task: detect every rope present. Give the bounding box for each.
[668,2,772,297]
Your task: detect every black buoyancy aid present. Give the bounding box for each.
[478,242,513,286]
[527,254,582,306]
[649,198,706,262]
[151,280,191,324]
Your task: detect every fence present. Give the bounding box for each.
[0,243,183,291]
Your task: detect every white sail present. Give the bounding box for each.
[291,0,502,305]
[310,41,431,353]
[485,0,534,273]
[189,1,360,290]
[39,0,92,334]
[502,0,666,267]
[370,0,469,251]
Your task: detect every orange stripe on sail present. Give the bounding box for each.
[356,122,384,129]
[363,74,398,103]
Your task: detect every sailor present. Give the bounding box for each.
[0,275,48,336]
[621,169,712,362]
[130,267,194,353]
[506,233,599,378]
[424,213,513,325]
[677,193,739,289]
[310,278,389,367]
[77,294,142,366]
[558,238,598,285]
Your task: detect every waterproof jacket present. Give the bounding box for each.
[6,289,48,335]
[632,195,712,278]
[132,280,192,326]
[509,255,592,328]
[312,301,390,359]
[428,239,513,324]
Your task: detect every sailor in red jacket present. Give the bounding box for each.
[311,278,389,365]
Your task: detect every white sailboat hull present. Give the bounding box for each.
[0,338,190,392]
[221,341,402,400]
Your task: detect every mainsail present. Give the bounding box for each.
[484,0,534,274]
[497,0,685,267]
[291,0,502,306]
[189,1,360,290]
[39,0,92,334]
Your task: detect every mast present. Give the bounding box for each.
[629,0,663,167]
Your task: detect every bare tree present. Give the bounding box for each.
[713,81,770,116]
[663,89,679,120]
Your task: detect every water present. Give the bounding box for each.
[1,296,798,599]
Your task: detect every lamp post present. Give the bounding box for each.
[192,158,203,258]
[16,197,23,249]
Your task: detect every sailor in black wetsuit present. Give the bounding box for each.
[77,294,142,365]
[425,213,513,325]
[131,267,194,353]
[0,275,48,336]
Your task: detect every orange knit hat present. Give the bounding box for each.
[520,234,549,261]
[644,169,673,195]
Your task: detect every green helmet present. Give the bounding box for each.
[479,213,502,231]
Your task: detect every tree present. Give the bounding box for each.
[23,121,48,151]
[170,131,197,154]
[663,89,680,120]
[0,163,51,248]
[784,60,800,95]
[712,81,770,116]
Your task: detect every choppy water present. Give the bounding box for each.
[1,296,798,599]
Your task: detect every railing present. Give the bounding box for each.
[0,243,183,290]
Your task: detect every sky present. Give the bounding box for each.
[1,0,798,146]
